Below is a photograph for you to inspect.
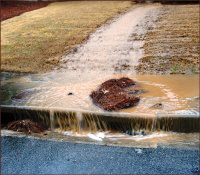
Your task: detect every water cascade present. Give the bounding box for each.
[1,105,199,134]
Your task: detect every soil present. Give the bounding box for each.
[90,77,140,111]
[1,1,50,22]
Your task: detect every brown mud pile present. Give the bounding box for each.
[6,119,48,134]
[90,77,140,111]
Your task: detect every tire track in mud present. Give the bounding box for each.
[57,5,162,75]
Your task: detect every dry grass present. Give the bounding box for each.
[1,1,133,73]
[135,4,199,74]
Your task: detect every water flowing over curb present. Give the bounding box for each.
[2,105,199,133]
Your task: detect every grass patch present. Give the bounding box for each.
[1,1,133,73]
[136,4,199,74]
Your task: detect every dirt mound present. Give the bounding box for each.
[1,1,50,21]
[6,119,48,134]
[90,77,140,111]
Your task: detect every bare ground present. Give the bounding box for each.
[1,1,50,21]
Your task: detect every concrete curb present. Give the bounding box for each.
[1,105,199,133]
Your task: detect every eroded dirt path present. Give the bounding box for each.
[58,4,162,75]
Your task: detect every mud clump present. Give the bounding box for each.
[6,119,48,134]
[90,77,140,111]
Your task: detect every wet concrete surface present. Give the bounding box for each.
[1,136,199,174]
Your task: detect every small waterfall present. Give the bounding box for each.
[1,105,199,134]
[152,114,158,132]
[155,114,199,133]
[76,111,84,133]
[50,110,54,131]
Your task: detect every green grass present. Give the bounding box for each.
[1,1,133,73]
[190,67,196,74]
[171,66,179,73]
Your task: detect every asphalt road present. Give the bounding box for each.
[1,136,199,174]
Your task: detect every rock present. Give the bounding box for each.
[68,92,74,95]
[125,130,149,136]
[132,89,148,95]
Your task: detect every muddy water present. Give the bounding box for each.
[1,129,199,150]
[120,74,199,114]
[1,72,199,115]
[1,5,167,112]
[58,130,199,149]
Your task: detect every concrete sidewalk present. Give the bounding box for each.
[1,136,199,174]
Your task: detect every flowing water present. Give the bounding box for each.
[1,4,199,148]
[1,72,199,115]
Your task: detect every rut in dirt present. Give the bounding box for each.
[58,5,161,75]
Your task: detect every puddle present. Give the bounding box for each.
[120,74,199,114]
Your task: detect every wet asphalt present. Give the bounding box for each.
[1,136,199,174]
